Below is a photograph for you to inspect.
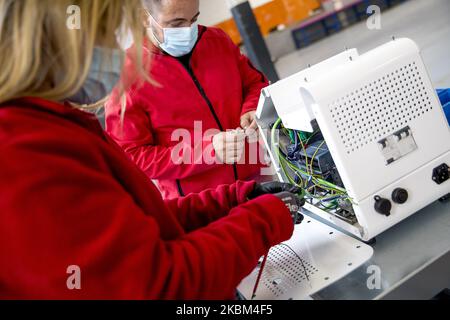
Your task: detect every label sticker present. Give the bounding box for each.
[378,126,418,165]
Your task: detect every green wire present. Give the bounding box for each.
[282,156,345,194]
[278,149,306,192]
[305,130,319,145]
[320,203,339,210]
[309,140,326,174]
[272,120,305,194]
[297,132,311,175]
[271,118,350,205]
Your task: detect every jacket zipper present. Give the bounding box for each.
[176,179,185,197]
[185,67,239,182]
[167,27,239,197]
[173,60,239,195]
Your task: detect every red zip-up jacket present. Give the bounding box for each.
[0,97,293,299]
[105,26,269,199]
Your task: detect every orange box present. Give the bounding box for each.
[215,19,242,44]
[214,0,321,45]
[281,0,321,24]
[215,0,285,45]
[253,0,286,35]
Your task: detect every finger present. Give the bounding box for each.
[226,136,246,144]
[215,148,227,162]
[280,183,301,194]
[224,136,246,147]
[225,155,239,164]
[213,133,227,147]
[226,132,247,142]
[270,187,284,194]
[224,143,245,154]
[223,133,244,143]
[224,146,243,157]
[289,186,303,194]
[264,182,283,194]
[297,196,306,207]
[223,148,238,159]
[245,127,259,142]
[248,119,258,130]
[227,145,245,161]
[240,115,251,129]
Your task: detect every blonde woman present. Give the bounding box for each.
[0,0,301,299]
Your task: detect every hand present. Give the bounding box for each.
[212,130,246,164]
[248,181,303,199]
[240,111,258,136]
[274,191,305,225]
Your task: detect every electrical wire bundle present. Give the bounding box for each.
[271,118,353,213]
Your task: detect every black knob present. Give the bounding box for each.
[392,188,408,204]
[374,196,392,216]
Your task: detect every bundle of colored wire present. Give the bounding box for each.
[271,118,352,209]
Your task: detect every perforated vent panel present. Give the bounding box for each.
[238,218,374,300]
[260,245,318,298]
[329,61,433,154]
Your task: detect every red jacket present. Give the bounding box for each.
[0,97,293,300]
[106,26,269,199]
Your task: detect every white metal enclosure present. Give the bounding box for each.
[258,38,450,241]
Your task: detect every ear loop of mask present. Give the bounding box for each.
[148,13,164,46]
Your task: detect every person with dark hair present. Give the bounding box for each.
[106,0,270,199]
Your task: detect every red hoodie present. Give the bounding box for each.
[0,97,293,299]
[105,26,269,199]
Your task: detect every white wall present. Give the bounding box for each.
[199,0,274,26]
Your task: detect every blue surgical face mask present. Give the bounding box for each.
[69,47,123,105]
[149,15,198,57]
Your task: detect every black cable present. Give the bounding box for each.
[277,243,310,282]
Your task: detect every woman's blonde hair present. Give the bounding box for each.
[0,0,148,105]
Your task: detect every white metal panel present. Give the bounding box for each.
[237,217,374,300]
[302,202,365,238]
[354,151,450,240]
[301,38,450,202]
[255,38,450,242]
[267,49,359,132]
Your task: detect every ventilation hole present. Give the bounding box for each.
[329,62,432,154]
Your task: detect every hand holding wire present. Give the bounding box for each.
[274,191,305,224]
[248,181,304,199]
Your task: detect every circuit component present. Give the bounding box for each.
[285,134,343,187]
[378,126,418,165]
[432,163,449,185]
[294,141,334,174]
[329,167,344,188]
[271,118,355,224]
